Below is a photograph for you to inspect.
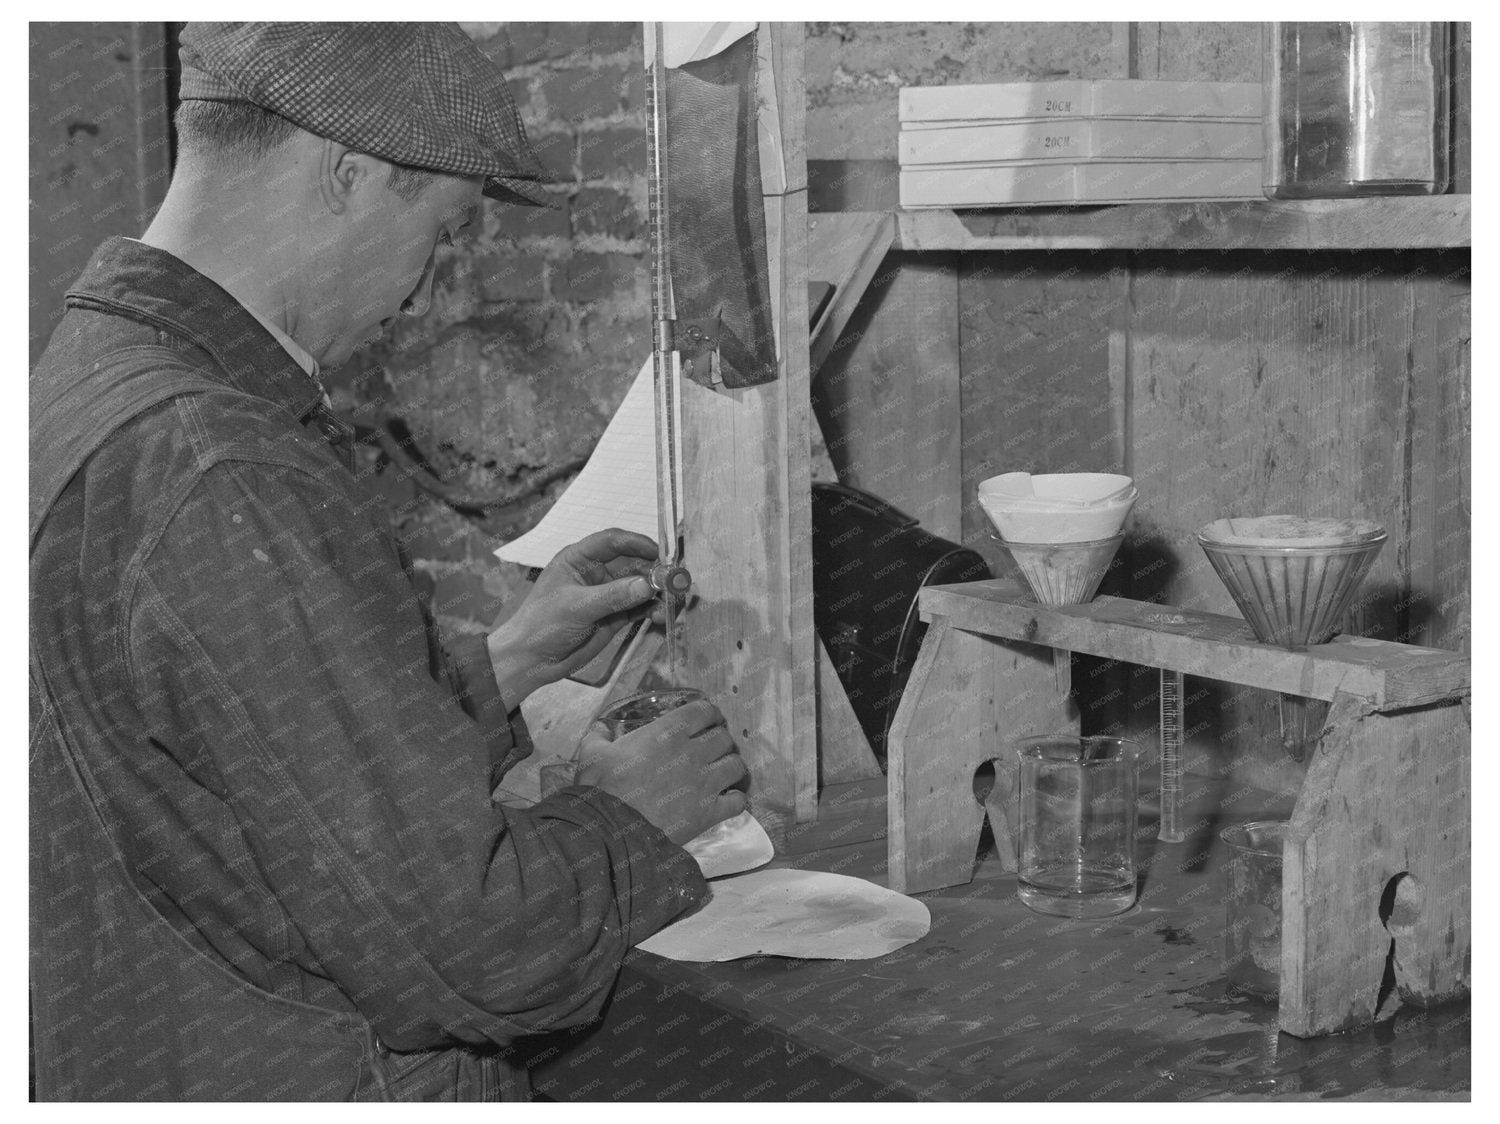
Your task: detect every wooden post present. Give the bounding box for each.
[681,22,817,823]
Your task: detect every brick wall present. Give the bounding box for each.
[805,22,1125,160]
[346,22,1160,639]
[329,21,653,636]
[335,22,1261,639]
[348,22,1099,638]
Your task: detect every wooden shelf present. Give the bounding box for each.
[919,580,1470,710]
[892,195,1470,252]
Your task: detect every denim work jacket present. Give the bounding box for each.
[29,238,706,1100]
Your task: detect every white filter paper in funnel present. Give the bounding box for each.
[684,810,774,880]
[978,472,1136,543]
[980,471,1134,506]
[637,869,931,962]
[1199,515,1385,549]
[980,492,1135,543]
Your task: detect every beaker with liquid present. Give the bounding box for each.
[1221,820,1290,1001]
[539,688,707,795]
[598,687,706,737]
[1015,735,1144,919]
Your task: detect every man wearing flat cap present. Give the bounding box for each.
[30,23,747,1101]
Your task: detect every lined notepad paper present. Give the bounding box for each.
[494,356,682,570]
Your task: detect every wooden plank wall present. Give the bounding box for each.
[809,22,1470,794]
[812,251,963,540]
[954,252,1126,578]
[1119,249,1469,789]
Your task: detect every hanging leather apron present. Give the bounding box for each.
[30,346,519,1101]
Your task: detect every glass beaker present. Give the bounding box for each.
[1015,735,1143,919]
[598,688,706,737]
[539,688,706,796]
[1220,820,1289,1001]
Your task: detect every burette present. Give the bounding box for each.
[645,22,692,676]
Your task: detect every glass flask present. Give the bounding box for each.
[1263,22,1450,199]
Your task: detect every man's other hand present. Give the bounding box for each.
[574,698,749,846]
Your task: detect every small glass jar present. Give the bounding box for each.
[1263,22,1451,199]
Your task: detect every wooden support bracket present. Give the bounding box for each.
[806,212,896,375]
[886,616,1077,893]
[1281,691,1472,1036]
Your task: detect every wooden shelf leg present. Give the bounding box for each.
[1281,691,1471,1037]
[886,615,1078,894]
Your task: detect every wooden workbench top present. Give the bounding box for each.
[523,790,1469,1102]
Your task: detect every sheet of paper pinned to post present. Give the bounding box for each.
[643,22,756,68]
[494,356,682,570]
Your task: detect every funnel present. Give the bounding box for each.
[1000,534,1124,607]
[1197,518,1387,649]
[1198,516,1387,761]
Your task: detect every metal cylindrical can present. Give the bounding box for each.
[1263,22,1450,199]
[1220,820,1290,1001]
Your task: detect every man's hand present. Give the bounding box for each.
[487,528,661,708]
[575,699,748,846]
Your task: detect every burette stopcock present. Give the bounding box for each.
[648,561,692,598]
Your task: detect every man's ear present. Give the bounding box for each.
[318,139,384,216]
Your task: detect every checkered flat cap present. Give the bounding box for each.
[178,22,556,207]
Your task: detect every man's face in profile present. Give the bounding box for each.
[322,170,484,369]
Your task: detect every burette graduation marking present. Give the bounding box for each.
[1158,668,1185,843]
[647,21,681,676]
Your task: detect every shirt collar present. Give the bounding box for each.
[67,237,327,421]
[241,304,329,403]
